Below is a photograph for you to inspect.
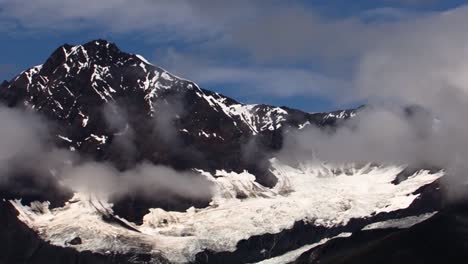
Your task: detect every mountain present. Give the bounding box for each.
[0,39,358,222]
[0,39,355,182]
[0,40,447,264]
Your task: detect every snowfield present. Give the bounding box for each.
[11,159,443,263]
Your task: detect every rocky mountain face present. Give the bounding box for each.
[0,40,449,264]
[292,203,468,264]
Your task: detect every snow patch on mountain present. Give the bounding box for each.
[24,65,43,86]
[222,104,292,134]
[11,194,156,256]
[135,54,152,65]
[325,110,356,120]
[254,232,353,264]
[362,212,437,230]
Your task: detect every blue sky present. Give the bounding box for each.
[0,0,467,112]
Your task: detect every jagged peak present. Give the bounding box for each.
[40,39,126,76]
[3,39,214,114]
[25,39,181,90]
[83,39,117,48]
[63,39,121,55]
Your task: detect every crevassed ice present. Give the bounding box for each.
[11,159,442,263]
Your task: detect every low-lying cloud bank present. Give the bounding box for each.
[0,104,213,203]
[62,162,213,200]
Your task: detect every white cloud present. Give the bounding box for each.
[355,5,468,106]
[61,161,214,200]
[280,5,468,200]
[0,0,259,41]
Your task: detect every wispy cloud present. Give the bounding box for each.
[0,0,261,42]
